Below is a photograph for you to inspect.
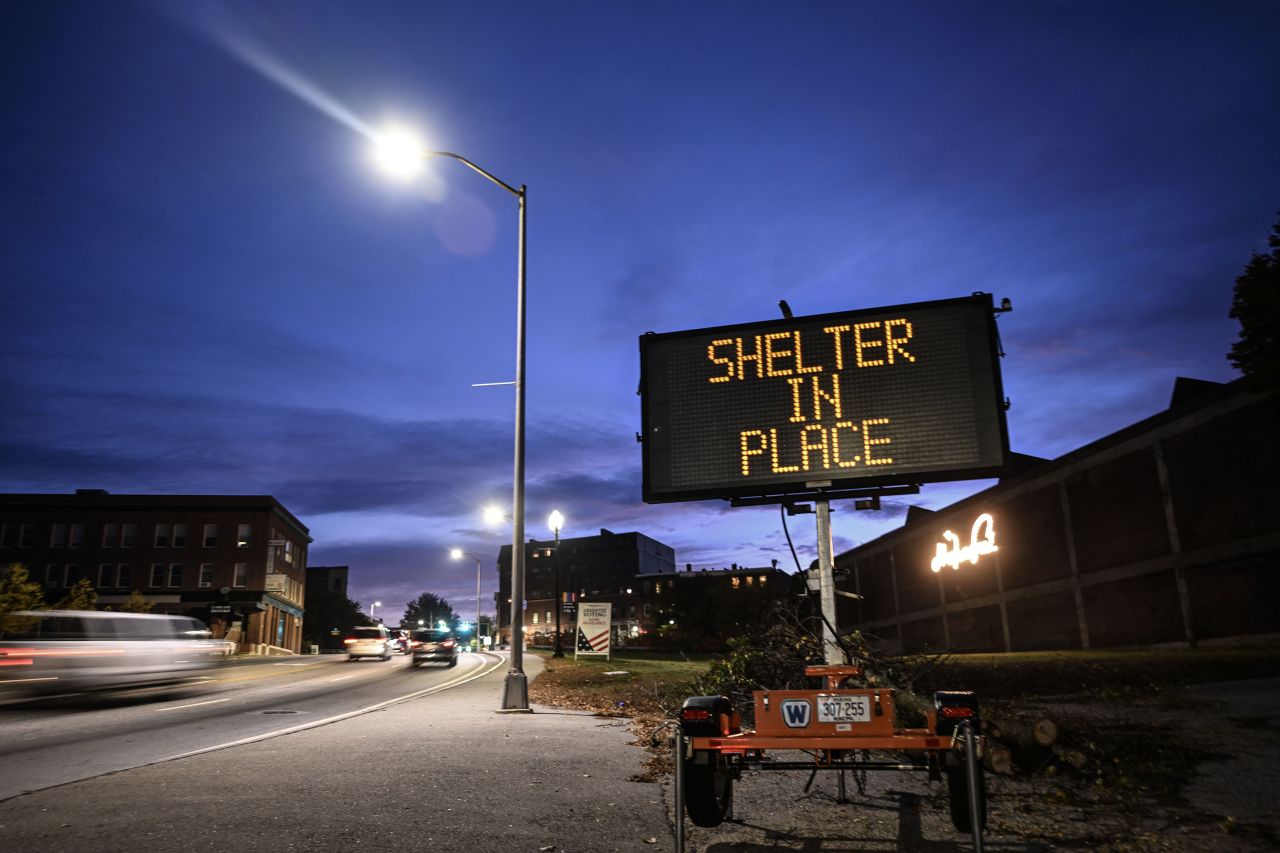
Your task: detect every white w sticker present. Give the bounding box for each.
[780,699,811,728]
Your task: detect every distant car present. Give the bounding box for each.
[411,628,458,668]
[344,625,392,661]
[387,630,409,655]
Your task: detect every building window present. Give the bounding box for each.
[173,524,188,548]
[731,577,741,589]
[69,524,85,549]
[117,564,132,589]
[545,611,552,626]
[98,564,114,588]
[233,562,247,588]
[51,524,68,548]
[155,524,170,548]
[643,602,652,617]
[202,524,218,548]
[759,575,767,586]
[654,581,663,594]
[1,524,15,548]
[236,524,251,548]
[104,524,120,548]
[19,524,34,548]
[746,576,754,586]
[150,563,165,588]
[64,565,78,586]
[532,612,539,625]
[121,524,136,547]
[45,564,60,588]
[167,564,183,588]
[198,563,214,588]
[283,540,294,564]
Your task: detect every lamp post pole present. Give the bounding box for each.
[450,548,485,653]
[548,510,564,658]
[369,136,528,711]
[429,153,528,711]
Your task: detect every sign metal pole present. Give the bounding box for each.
[815,498,841,664]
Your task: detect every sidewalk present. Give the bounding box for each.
[0,653,673,853]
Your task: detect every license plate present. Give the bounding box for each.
[816,694,870,723]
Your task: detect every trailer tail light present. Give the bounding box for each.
[681,708,712,723]
[940,706,975,718]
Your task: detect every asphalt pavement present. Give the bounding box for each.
[0,651,673,853]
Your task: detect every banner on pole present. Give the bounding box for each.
[575,602,611,658]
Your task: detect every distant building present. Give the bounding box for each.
[0,490,311,654]
[496,528,789,648]
[496,528,675,646]
[307,564,349,596]
[835,378,1279,653]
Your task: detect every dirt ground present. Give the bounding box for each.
[656,676,1280,852]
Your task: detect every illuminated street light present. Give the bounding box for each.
[450,548,483,654]
[371,127,529,712]
[370,601,382,622]
[482,505,506,527]
[548,509,565,658]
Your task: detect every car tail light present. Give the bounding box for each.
[441,640,456,649]
[343,637,357,645]
[0,648,36,666]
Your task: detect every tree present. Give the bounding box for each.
[118,590,154,613]
[401,592,458,630]
[0,563,46,637]
[56,577,98,610]
[1228,212,1280,392]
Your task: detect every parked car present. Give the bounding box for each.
[0,610,226,695]
[344,625,392,661]
[411,628,458,667]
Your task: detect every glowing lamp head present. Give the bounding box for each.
[482,505,505,526]
[449,548,464,560]
[371,127,426,180]
[548,510,564,534]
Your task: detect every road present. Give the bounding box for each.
[0,650,503,801]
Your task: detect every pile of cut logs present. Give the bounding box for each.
[980,716,1087,775]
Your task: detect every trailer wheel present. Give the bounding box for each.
[945,759,986,833]
[684,750,733,827]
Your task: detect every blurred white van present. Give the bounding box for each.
[0,610,226,695]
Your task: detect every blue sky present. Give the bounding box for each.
[3,0,1277,622]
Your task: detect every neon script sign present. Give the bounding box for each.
[931,513,998,573]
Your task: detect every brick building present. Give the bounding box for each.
[834,379,1279,653]
[0,491,311,654]
[496,528,676,646]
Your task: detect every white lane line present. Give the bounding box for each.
[329,675,356,682]
[154,697,232,713]
[271,662,315,666]
[164,654,506,761]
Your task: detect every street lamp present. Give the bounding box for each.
[372,128,530,712]
[370,601,382,622]
[548,510,565,658]
[450,547,483,653]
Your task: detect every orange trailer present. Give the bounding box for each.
[673,665,986,852]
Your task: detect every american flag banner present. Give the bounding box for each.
[574,602,611,659]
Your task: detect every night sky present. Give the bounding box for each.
[3,1,1277,623]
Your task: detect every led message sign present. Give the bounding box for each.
[639,294,1009,503]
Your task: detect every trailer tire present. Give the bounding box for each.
[945,759,986,833]
[684,750,733,827]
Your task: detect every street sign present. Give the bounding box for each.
[210,605,231,613]
[575,603,611,659]
[639,294,1009,503]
